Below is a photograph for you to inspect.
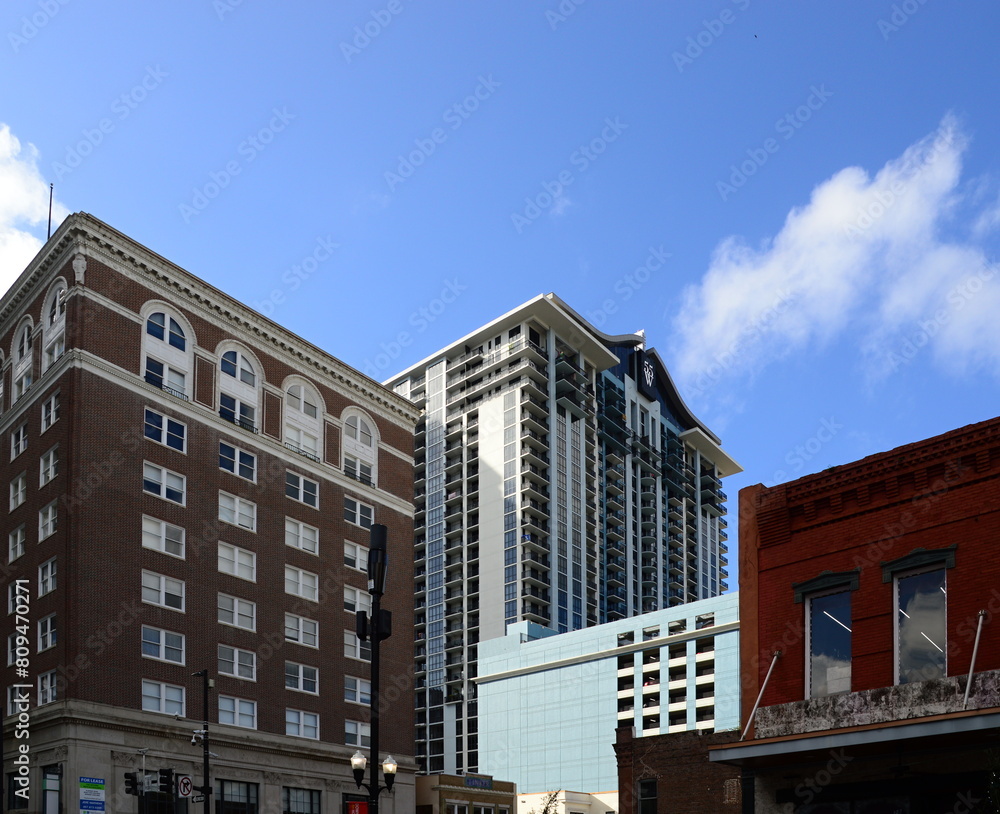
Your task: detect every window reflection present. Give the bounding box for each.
[897,568,946,684]
[808,590,851,697]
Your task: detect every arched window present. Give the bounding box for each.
[219,348,260,433]
[12,324,33,403]
[221,351,256,386]
[284,381,322,461]
[142,307,192,400]
[147,312,186,351]
[43,284,67,372]
[343,412,377,486]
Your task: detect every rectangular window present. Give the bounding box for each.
[344,630,371,662]
[145,357,187,397]
[220,393,255,430]
[220,442,256,481]
[285,518,319,555]
[285,426,319,458]
[38,614,56,651]
[896,567,947,684]
[345,720,371,747]
[807,590,852,697]
[282,788,320,814]
[10,424,26,459]
[638,779,657,814]
[7,634,16,665]
[285,613,318,648]
[285,661,318,694]
[219,696,257,729]
[39,501,57,540]
[142,626,185,664]
[219,492,256,531]
[142,570,185,611]
[144,408,186,452]
[218,542,256,581]
[218,594,256,631]
[13,373,31,403]
[344,586,372,614]
[43,335,64,370]
[141,680,184,715]
[8,770,29,809]
[344,496,373,528]
[344,455,373,485]
[38,557,56,595]
[285,566,318,601]
[10,473,26,509]
[286,472,318,508]
[285,709,319,739]
[219,645,256,680]
[344,540,367,571]
[143,462,186,504]
[142,516,185,558]
[39,446,58,486]
[8,526,25,563]
[38,671,58,705]
[345,676,372,706]
[41,393,59,432]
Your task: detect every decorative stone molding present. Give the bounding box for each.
[73,253,87,284]
[264,772,283,785]
[111,751,139,767]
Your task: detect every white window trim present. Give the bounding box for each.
[143,461,187,505]
[285,661,319,695]
[345,675,372,706]
[38,670,58,706]
[38,557,56,596]
[285,565,319,601]
[141,625,186,665]
[141,679,185,716]
[219,442,257,482]
[144,408,187,453]
[345,540,368,572]
[218,593,256,631]
[286,708,320,740]
[345,719,372,748]
[218,695,257,729]
[219,491,257,532]
[344,496,374,528]
[142,516,186,560]
[39,501,58,541]
[285,613,319,648]
[218,542,257,582]
[38,614,56,652]
[39,446,58,487]
[218,645,257,681]
[142,570,185,612]
[10,473,26,510]
[285,518,319,556]
[286,471,319,508]
[41,393,60,433]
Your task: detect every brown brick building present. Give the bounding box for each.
[712,416,1000,812]
[0,213,418,814]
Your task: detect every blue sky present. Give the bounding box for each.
[3,2,1000,577]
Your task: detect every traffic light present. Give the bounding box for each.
[124,772,140,797]
[158,768,174,795]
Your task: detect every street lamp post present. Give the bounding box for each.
[191,670,213,814]
[352,524,395,813]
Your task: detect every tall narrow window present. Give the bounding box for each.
[143,309,190,400]
[807,590,852,697]
[896,567,947,684]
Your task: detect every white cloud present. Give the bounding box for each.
[670,115,1000,397]
[0,124,69,295]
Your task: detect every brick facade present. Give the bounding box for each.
[0,213,418,814]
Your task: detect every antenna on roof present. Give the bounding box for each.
[47,184,53,239]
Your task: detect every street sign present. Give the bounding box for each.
[191,795,205,804]
[177,776,194,798]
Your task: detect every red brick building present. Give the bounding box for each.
[712,416,1000,812]
[0,213,417,814]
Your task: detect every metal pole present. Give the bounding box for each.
[963,611,987,710]
[740,651,781,741]
[202,671,211,814]
[369,591,382,814]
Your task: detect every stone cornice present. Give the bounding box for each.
[9,213,418,430]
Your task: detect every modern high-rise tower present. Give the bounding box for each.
[386,293,740,775]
